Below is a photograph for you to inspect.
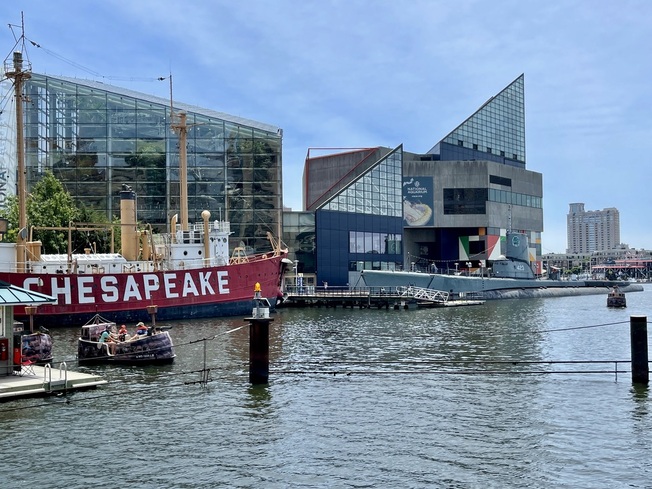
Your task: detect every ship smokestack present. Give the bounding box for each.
[120,185,139,260]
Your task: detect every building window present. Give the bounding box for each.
[489,175,512,187]
[443,188,487,214]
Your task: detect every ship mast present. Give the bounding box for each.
[168,75,189,232]
[4,17,32,272]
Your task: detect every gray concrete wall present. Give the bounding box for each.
[402,159,543,232]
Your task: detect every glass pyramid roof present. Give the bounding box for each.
[433,74,525,164]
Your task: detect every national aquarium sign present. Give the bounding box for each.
[402,177,434,227]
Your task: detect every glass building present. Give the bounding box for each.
[429,74,526,168]
[12,73,283,252]
[403,74,542,273]
[313,146,404,286]
[281,210,316,289]
[303,74,544,286]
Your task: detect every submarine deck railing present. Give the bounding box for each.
[281,285,452,307]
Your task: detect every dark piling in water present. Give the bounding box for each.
[630,315,649,385]
[247,284,273,385]
[248,317,271,384]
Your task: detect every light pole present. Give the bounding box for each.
[293,260,299,292]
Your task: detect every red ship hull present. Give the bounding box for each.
[0,254,287,328]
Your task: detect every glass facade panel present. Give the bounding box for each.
[322,147,403,217]
[18,73,282,251]
[443,188,488,214]
[282,211,316,275]
[315,147,405,285]
[348,232,402,256]
[486,188,542,209]
[434,75,526,166]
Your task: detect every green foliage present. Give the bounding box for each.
[0,194,19,242]
[0,171,115,254]
[27,172,80,253]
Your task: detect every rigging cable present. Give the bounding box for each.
[26,37,165,83]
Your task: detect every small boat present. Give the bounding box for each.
[607,286,626,308]
[18,329,53,365]
[10,327,54,376]
[77,315,175,365]
[11,325,54,376]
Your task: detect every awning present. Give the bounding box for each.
[0,281,56,306]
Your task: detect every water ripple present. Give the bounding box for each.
[1,288,651,488]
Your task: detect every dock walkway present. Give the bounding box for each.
[280,286,484,310]
[0,364,106,401]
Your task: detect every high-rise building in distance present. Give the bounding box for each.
[567,203,620,253]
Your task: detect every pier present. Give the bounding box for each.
[280,286,484,310]
[0,364,106,401]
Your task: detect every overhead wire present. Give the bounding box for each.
[25,37,165,83]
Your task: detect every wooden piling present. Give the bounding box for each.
[25,306,37,333]
[630,315,649,385]
[147,305,158,327]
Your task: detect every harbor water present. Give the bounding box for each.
[1,286,651,488]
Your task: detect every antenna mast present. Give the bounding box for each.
[168,74,189,232]
[4,13,32,272]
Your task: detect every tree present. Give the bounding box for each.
[26,172,80,253]
[0,171,115,254]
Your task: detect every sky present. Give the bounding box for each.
[1,0,650,254]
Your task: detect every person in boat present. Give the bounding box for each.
[135,322,148,336]
[98,326,116,354]
[118,324,129,342]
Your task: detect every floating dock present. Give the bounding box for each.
[280,286,484,310]
[0,364,107,401]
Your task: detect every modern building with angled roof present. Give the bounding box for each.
[298,74,543,287]
[2,73,283,252]
[428,74,526,168]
